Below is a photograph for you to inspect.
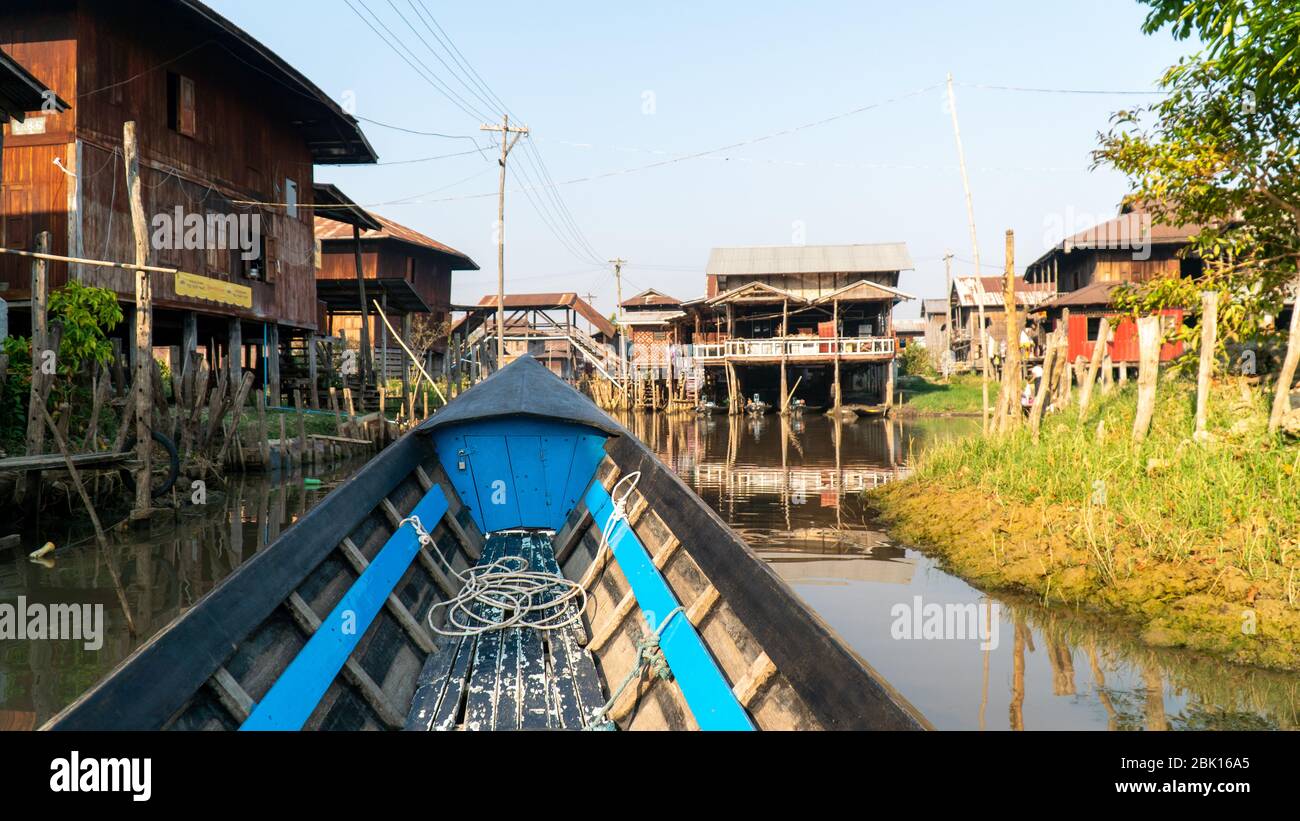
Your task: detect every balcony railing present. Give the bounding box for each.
[691,337,895,360]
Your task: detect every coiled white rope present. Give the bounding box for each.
[404,517,587,637]
[406,470,643,638]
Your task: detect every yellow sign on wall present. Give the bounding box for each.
[174,271,253,309]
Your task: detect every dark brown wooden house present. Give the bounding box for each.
[315,211,478,378]
[1026,205,1202,367]
[1,0,376,402]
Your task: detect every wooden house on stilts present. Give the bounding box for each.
[682,244,915,414]
[1,0,377,409]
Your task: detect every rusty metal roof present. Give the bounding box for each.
[315,213,478,269]
[467,292,616,338]
[621,288,681,308]
[952,276,1055,309]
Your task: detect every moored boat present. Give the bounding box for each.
[45,356,927,731]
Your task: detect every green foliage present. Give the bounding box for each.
[897,343,934,377]
[1094,1,1300,356]
[46,281,124,378]
[908,380,1300,572]
[898,373,984,414]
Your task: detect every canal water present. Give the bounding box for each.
[0,460,367,729]
[4,415,1298,730]
[618,411,1300,730]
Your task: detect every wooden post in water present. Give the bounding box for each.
[124,122,153,520]
[294,388,307,468]
[227,318,242,386]
[21,231,51,511]
[308,333,320,409]
[1132,315,1161,443]
[1196,292,1218,439]
[1269,271,1300,433]
[267,322,281,409]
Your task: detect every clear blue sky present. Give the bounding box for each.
[209,0,1196,318]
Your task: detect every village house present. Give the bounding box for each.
[676,243,916,412]
[1026,203,1202,365]
[1,0,375,406]
[314,207,478,385]
[947,274,1056,365]
[620,287,685,376]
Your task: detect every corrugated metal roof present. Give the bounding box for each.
[620,310,685,325]
[922,298,949,315]
[621,288,681,308]
[705,243,913,276]
[895,319,926,334]
[470,292,616,339]
[952,276,1055,309]
[315,213,478,269]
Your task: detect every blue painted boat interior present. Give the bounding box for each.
[430,417,609,533]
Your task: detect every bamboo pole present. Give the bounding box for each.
[1196,292,1218,438]
[39,403,136,636]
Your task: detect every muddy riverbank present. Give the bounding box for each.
[869,382,1300,674]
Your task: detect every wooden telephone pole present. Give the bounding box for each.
[946,72,991,432]
[609,258,628,391]
[481,115,529,368]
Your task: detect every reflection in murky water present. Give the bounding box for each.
[0,461,366,729]
[620,411,1300,730]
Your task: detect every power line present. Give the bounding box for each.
[957,82,1168,96]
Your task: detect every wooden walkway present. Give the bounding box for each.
[404,531,606,731]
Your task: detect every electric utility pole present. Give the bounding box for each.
[481,115,529,367]
[609,258,627,387]
[946,72,990,433]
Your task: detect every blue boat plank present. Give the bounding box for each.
[583,481,754,731]
[241,486,450,731]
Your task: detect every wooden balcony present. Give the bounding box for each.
[691,336,895,362]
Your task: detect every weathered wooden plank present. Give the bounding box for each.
[532,532,605,729]
[509,536,550,729]
[459,534,507,731]
[206,666,255,724]
[403,636,466,731]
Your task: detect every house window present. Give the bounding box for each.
[285,179,298,218]
[406,257,416,280]
[1087,317,1102,342]
[167,73,196,137]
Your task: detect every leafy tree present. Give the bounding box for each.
[46,280,125,378]
[1094,1,1300,352]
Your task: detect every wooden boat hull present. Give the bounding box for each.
[45,356,926,731]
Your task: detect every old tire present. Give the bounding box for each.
[120,431,181,498]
